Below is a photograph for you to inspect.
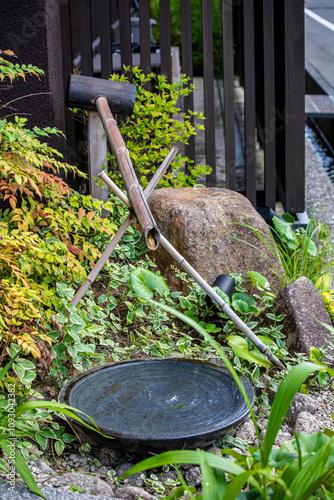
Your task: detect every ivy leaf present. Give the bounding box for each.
[56,282,74,299]
[69,324,85,340]
[227,335,270,368]
[130,268,169,301]
[69,313,85,326]
[54,440,65,456]
[248,271,270,290]
[212,286,231,307]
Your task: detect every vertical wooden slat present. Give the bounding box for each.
[262,0,276,209]
[119,0,132,71]
[222,0,236,190]
[98,0,112,78]
[139,0,151,75]
[60,0,73,87]
[233,1,244,85]
[60,0,78,170]
[78,0,93,76]
[202,0,216,186]
[284,0,305,213]
[159,0,171,82]
[273,1,285,206]
[181,0,195,168]
[243,0,256,206]
[110,0,118,26]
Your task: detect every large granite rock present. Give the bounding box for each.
[263,277,334,360]
[148,187,284,293]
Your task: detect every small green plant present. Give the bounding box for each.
[0,49,44,84]
[271,212,334,288]
[120,269,334,499]
[108,66,211,188]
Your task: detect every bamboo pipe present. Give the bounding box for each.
[70,147,179,307]
[95,96,160,250]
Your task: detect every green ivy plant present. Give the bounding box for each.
[108,66,211,188]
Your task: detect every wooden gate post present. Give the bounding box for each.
[88,112,109,216]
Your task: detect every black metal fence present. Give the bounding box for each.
[60,0,305,213]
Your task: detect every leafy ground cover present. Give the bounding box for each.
[0,50,333,498]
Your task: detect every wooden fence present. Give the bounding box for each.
[60,0,305,213]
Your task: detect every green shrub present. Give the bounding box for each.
[108,66,211,188]
[0,51,118,370]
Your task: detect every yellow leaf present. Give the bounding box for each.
[316,273,332,290]
[321,291,332,305]
[14,173,22,185]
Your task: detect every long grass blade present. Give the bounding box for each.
[198,449,227,500]
[263,362,321,465]
[0,347,22,382]
[120,449,262,492]
[1,439,45,498]
[120,450,245,478]
[13,401,113,439]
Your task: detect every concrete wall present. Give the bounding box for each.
[0,0,66,156]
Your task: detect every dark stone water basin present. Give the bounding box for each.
[59,358,255,453]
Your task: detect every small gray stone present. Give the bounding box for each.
[272,430,292,450]
[185,466,202,487]
[32,458,54,475]
[46,472,114,496]
[114,485,155,500]
[115,463,134,477]
[99,447,123,465]
[235,418,257,443]
[294,411,321,434]
[98,465,110,478]
[206,446,222,457]
[159,470,179,483]
[115,463,145,487]
[74,465,90,473]
[181,463,193,471]
[257,418,268,431]
[68,454,83,464]
[285,393,318,426]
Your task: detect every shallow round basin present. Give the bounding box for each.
[59,358,254,453]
